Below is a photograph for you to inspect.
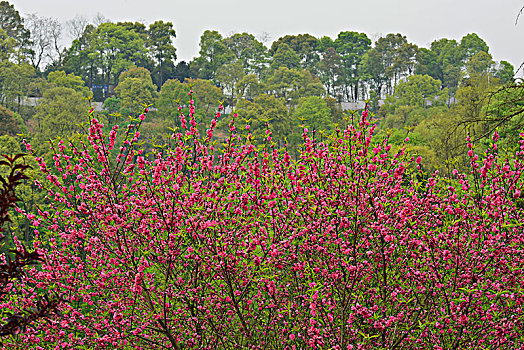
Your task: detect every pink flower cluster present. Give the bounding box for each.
[5,99,524,349]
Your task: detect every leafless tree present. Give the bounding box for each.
[257,31,271,45]
[25,14,63,70]
[47,19,65,67]
[25,13,50,70]
[66,14,89,41]
[92,12,110,27]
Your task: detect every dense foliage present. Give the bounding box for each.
[1,2,524,348]
[0,0,520,172]
[0,95,522,348]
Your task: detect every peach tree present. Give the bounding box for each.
[3,93,524,349]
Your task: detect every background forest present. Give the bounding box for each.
[0,0,523,250]
[2,1,524,348]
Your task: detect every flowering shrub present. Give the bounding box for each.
[3,92,524,349]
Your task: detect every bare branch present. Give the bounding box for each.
[66,14,89,41]
[92,12,110,27]
[25,14,63,70]
[516,5,524,25]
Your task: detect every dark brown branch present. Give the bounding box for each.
[0,154,62,339]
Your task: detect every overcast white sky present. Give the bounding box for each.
[10,0,524,74]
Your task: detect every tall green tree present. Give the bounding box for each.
[216,61,245,106]
[62,22,147,91]
[89,22,148,87]
[415,48,441,80]
[32,86,89,151]
[317,47,343,99]
[156,79,188,123]
[114,66,157,113]
[433,38,461,64]
[147,21,177,88]
[423,38,464,97]
[452,74,493,143]
[415,38,454,100]
[382,74,446,112]
[236,94,291,145]
[191,30,234,80]
[376,34,411,91]
[465,51,494,78]
[46,70,90,96]
[185,78,224,117]
[0,61,35,112]
[393,42,418,77]
[0,1,31,58]
[442,65,461,100]
[333,31,371,101]
[459,33,489,62]
[360,48,388,98]
[293,96,333,133]
[317,36,335,52]
[270,43,300,70]
[265,67,324,107]
[31,69,90,140]
[494,60,514,84]
[0,28,16,62]
[173,61,191,82]
[224,33,268,77]
[271,34,319,72]
[61,24,97,87]
[116,21,147,39]
[360,33,412,98]
[235,74,265,101]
